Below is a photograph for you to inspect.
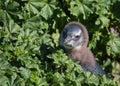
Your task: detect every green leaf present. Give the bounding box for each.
[26,3,39,14]
[51,29,60,46]
[0,75,9,86]
[7,1,20,11]
[69,0,93,19]
[40,4,54,19]
[107,37,120,55]
[19,67,30,79]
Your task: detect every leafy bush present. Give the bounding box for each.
[0,0,120,85]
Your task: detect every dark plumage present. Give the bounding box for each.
[59,22,105,75]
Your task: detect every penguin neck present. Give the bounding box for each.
[66,46,96,67]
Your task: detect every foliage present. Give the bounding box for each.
[0,0,120,85]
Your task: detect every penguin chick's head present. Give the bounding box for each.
[59,22,85,50]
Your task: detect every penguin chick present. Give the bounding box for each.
[59,22,105,75]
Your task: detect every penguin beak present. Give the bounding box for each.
[63,37,74,49]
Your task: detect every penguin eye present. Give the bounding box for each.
[75,35,80,39]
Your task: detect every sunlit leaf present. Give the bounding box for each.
[69,0,93,19]
[40,4,55,19]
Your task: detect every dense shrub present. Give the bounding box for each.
[0,0,120,85]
